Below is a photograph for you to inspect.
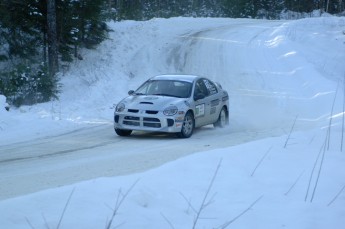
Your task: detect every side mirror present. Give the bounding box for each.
[128,90,135,95]
[194,93,205,101]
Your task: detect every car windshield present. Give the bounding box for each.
[135,80,192,98]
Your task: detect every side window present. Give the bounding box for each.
[194,79,209,99]
[203,79,218,95]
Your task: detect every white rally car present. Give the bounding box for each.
[114,74,229,138]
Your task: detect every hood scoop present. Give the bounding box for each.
[140,102,154,105]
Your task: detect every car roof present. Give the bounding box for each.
[150,74,200,83]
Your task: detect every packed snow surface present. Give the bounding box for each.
[1,16,345,228]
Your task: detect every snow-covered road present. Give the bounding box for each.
[0,123,284,200]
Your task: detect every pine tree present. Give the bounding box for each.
[0,0,42,61]
[0,0,109,106]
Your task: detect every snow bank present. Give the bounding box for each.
[0,95,8,112]
[0,95,9,130]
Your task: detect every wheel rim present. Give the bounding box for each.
[182,115,193,135]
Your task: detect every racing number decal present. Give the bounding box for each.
[195,104,205,117]
[203,79,217,95]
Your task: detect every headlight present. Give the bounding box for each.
[163,106,178,116]
[115,103,125,112]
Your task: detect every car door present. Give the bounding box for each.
[193,79,211,127]
[202,79,221,124]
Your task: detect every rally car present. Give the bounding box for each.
[114,74,229,138]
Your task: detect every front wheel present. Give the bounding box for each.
[176,112,194,138]
[115,128,132,136]
[214,107,228,128]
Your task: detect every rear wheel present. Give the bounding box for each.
[115,128,132,136]
[214,107,228,128]
[176,112,194,138]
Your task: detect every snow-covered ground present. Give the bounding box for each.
[1,16,345,228]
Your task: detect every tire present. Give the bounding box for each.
[214,107,228,128]
[176,112,194,138]
[115,128,132,136]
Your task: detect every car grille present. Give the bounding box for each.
[143,117,161,128]
[123,116,161,128]
[146,110,158,114]
[128,109,139,113]
[128,109,158,115]
[123,116,140,126]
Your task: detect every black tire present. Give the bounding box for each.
[214,107,228,128]
[176,112,194,138]
[115,128,132,136]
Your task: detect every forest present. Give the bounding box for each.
[0,0,344,106]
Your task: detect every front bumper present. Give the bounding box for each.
[114,111,184,133]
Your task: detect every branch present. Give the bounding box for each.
[251,146,272,177]
[57,188,75,229]
[328,184,345,206]
[218,195,264,229]
[105,179,139,229]
[192,159,222,229]
[284,115,298,148]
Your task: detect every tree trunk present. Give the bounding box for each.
[47,0,59,77]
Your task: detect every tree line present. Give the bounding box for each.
[111,0,344,20]
[0,0,344,106]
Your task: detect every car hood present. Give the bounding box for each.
[121,95,186,110]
